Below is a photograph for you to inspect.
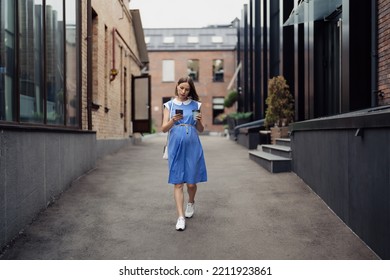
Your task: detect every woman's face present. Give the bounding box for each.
[177,82,190,99]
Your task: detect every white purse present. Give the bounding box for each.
[163,143,168,160]
[163,100,173,160]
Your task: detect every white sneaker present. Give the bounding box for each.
[176,216,186,231]
[185,202,195,218]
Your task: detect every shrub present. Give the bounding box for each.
[224,90,238,108]
[265,76,294,127]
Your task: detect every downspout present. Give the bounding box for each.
[110,27,118,82]
[371,0,379,107]
[87,0,92,130]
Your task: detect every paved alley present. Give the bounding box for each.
[0,135,378,260]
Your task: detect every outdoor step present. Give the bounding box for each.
[249,150,291,173]
[275,138,291,147]
[261,144,292,158]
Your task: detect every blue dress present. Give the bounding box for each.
[164,99,208,184]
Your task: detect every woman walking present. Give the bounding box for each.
[161,76,207,231]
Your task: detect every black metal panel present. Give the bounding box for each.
[249,0,254,114]
[254,0,263,119]
[291,110,390,259]
[269,0,280,78]
[282,0,295,99]
[348,129,390,259]
[295,23,305,121]
[243,4,249,112]
[262,0,269,110]
[291,130,349,220]
[348,1,372,111]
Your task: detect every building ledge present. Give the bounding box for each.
[291,105,390,132]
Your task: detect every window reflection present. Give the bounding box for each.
[212,59,224,82]
[18,0,44,123]
[212,97,225,124]
[187,59,199,82]
[0,0,16,121]
[1,0,79,126]
[46,0,64,125]
[66,0,78,126]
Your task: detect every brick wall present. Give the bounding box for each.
[378,0,390,105]
[82,0,142,139]
[149,50,236,133]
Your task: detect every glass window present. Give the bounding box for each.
[163,36,174,44]
[211,36,223,43]
[187,36,199,43]
[65,0,79,126]
[1,0,80,126]
[212,97,225,124]
[187,59,199,82]
[0,0,16,121]
[212,59,224,82]
[18,0,44,123]
[46,0,64,125]
[162,60,175,82]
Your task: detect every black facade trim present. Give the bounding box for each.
[291,106,390,132]
[146,48,236,52]
[0,124,96,134]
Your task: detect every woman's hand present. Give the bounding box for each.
[195,112,204,132]
[172,113,183,122]
[195,112,202,122]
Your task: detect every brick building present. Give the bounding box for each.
[144,26,238,133]
[378,0,390,105]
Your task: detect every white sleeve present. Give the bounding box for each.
[198,102,202,110]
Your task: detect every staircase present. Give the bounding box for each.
[249,138,292,173]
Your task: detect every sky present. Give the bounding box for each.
[130,0,249,28]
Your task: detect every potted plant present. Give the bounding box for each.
[224,90,238,108]
[225,111,253,140]
[234,111,253,125]
[265,76,294,144]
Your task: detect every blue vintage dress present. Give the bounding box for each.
[164,99,207,184]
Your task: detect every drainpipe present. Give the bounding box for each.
[87,0,92,130]
[110,28,119,82]
[371,0,379,107]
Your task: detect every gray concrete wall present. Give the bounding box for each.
[291,110,390,259]
[96,138,133,160]
[0,129,96,250]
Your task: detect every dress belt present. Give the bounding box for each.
[175,123,194,134]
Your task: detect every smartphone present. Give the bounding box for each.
[175,109,183,115]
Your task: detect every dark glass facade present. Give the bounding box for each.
[0,0,80,126]
[237,0,374,122]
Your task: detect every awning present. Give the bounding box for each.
[227,62,242,91]
[283,0,342,26]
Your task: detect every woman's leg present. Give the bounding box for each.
[174,184,185,217]
[185,184,197,218]
[187,184,197,203]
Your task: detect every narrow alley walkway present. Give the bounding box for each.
[0,135,378,260]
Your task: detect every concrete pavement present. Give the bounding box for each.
[0,134,379,259]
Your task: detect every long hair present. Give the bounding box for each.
[175,76,200,101]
